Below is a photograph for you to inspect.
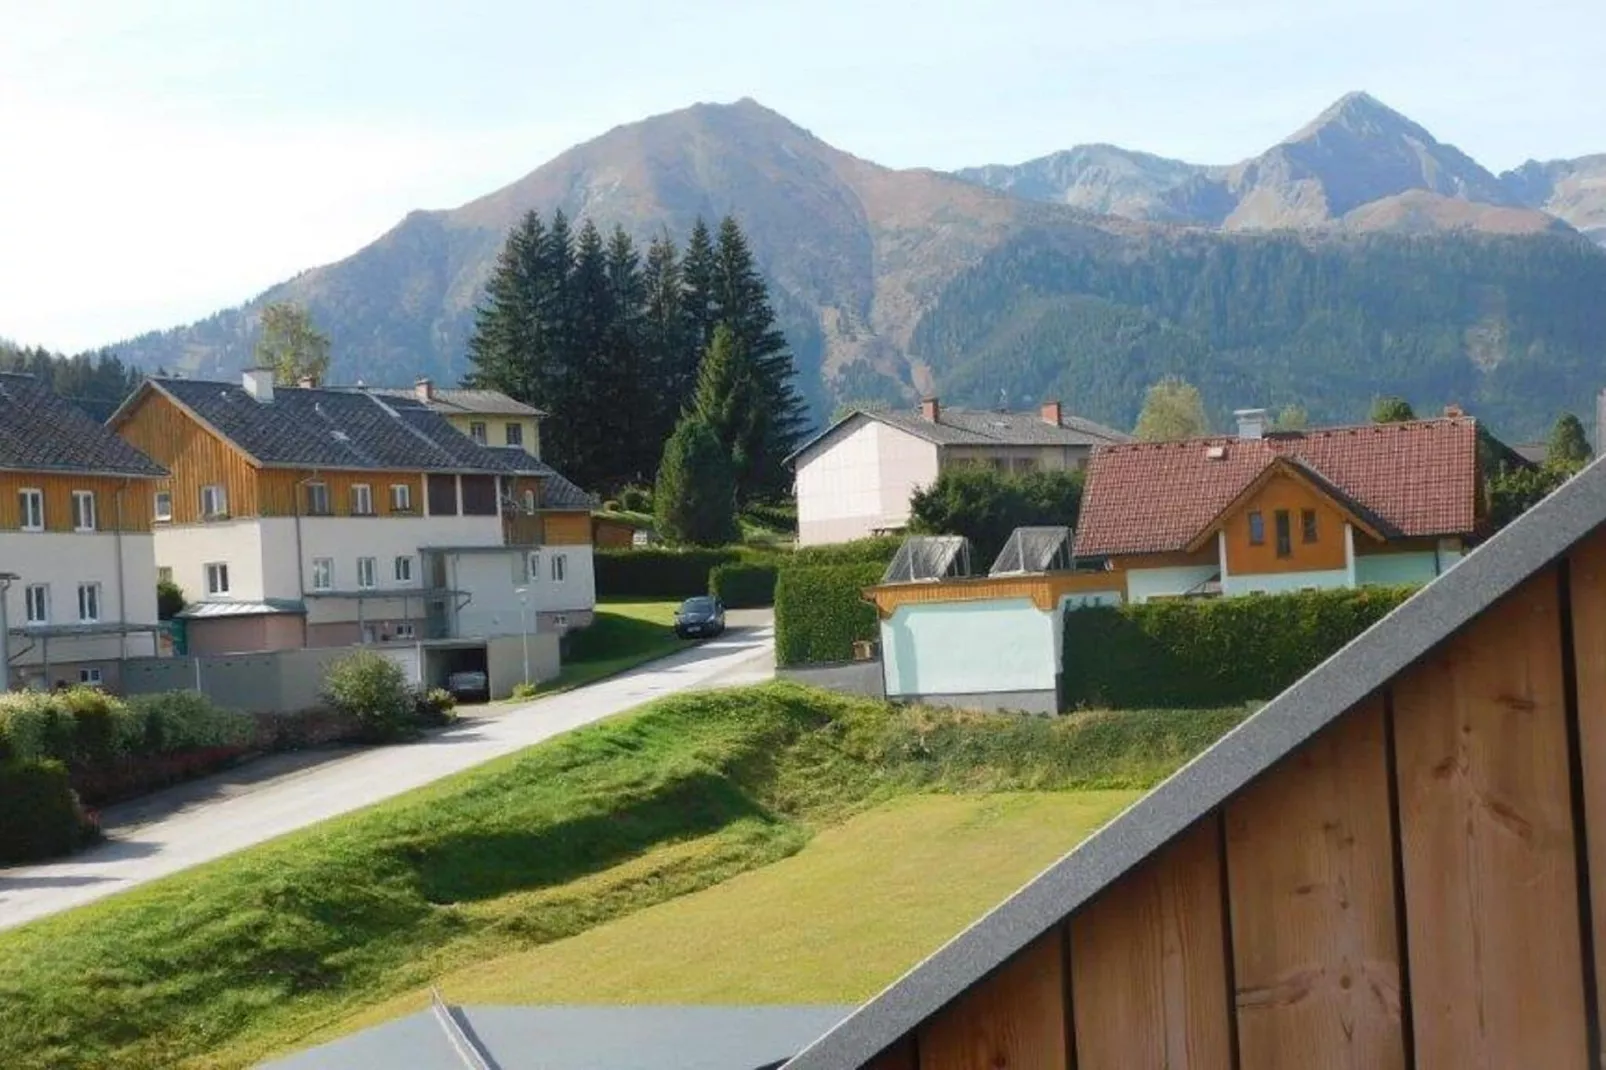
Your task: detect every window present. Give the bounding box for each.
[205,563,230,595]
[25,585,48,625]
[394,555,413,583]
[390,483,413,512]
[304,482,330,516]
[71,490,96,532]
[154,491,173,522]
[1302,508,1318,544]
[550,553,567,583]
[200,484,227,518]
[1247,510,1265,546]
[157,566,173,585]
[78,667,103,686]
[525,551,541,584]
[312,557,333,591]
[18,489,43,531]
[1274,510,1292,558]
[469,421,488,444]
[505,423,523,447]
[350,484,374,516]
[522,489,537,514]
[357,557,377,589]
[77,582,101,622]
[394,622,416,640]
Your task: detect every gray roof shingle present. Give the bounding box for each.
[480,446,596,510]
[787,405,1131,467]
[0,373,165,478]
[370,386,547,418]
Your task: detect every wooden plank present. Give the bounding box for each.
[114,389,261,522]
[861,1036,918,1070]
[1069,819,1233,1070]
[1568,523,1606,1065]
[1225,697,1406,1070]
[1392,567,1588,1070]
[918,927,1068,1070]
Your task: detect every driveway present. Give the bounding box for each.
[0,613,774,933]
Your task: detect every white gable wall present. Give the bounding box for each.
[796,419,939,545]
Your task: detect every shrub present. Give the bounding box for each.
[125,691,253,755]
[788,535,902,568]
[511,681,541,700]
[0,759,96,863]
[157,579,186,621]
[595,547,749,599]
[412,687,458,728]
[710,562,780,608]
[1061,585,1420,709]
[323,651,418,743]
[773,563,885,667]
[617,484,654,513]
[908,466,1083,568]
[654,414,739,547]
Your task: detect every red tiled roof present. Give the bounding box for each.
[1073,418,1482,557]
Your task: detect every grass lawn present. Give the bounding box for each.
[521,599,687,696]
[0,684,1252,1069]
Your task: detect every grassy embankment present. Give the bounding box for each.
[522,599,687,696]
[0,683,1253,1069]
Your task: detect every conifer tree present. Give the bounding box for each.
[564,219,614,483]
[681,218,719,357]
[654,414,739,547]
[603,226,649,486]
[641,232,692,454]
[465,210,544,404]
[691,324,762,494]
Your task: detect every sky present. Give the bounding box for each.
[2,0,1601,352]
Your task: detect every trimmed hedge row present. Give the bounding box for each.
[709,563,780,608]
[0,759,97,863]
[1062,585,1419,709]
[774,563,885,668]
[789,535,902,568]
[595,547,750,599]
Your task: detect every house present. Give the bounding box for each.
[374,379,545,456]
[781,448,1606,1070]
[0,373,167,690]
[108,370,594,656]
[1074,406,1487,602]
[786,398,1131,546]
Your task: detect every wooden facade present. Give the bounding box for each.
[542,512,593,546]
[115,390,263,523]
[1216,469,1354,576]
[0,473,154,532]
[865,571,1127,618]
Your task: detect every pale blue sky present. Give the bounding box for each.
[2,0,1600,352]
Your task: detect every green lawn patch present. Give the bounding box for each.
[521,600,687,696]
[0,684,1253,1069]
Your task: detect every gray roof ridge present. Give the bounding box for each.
[782,456,1606,1069]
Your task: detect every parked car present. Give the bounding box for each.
[446,670,489,704]
[673,596,726,639]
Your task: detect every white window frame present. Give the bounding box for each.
[357,556,377,590]
[71,489,96,532]
[390,483,413,512]
[201,484,227,519]
[550,553,567,583]
[79,667,103,686]
[525,551,540,584]
[522,489,537,514]
[77,582,101,623]
[24,584,48,625]
[351,483,374,516]
[311,557,334,591]
[305,482,330,516]
[19,488,43,532]
[505,422,523,447]
[394,622,416,640]
[205,562,230,596]
[158,566,174,585]
[394,555,413,583]
[469,421,488,444]
[154,490,173,522]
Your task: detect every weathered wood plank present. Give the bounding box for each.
[1069,818,1232,1070]
[1392,566,1588,1070]
[1568,524,1606,1064]
[1224,697,1406,1070]
[917,927,1068,1070]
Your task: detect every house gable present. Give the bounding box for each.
[783,455,1606,1069]
[112,384,266,524]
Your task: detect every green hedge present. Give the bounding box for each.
[710,563,780,608]
[774,563,886,667]
[0,687,250,766]
[0,759,94,863]
[595,547,750,599]
[1062,585,1419,709]
[789,535,902,568]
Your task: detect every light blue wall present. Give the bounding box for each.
[1126,565,1218,603]
[880,598,1056,697]
[1355,552,1444,587]
[1222,568,1350,596]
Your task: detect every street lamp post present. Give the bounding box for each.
[514,586,530,686]
[0,572,18,693]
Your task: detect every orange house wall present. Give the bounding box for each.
[1223,473,1351,576]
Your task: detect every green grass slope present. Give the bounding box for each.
[0,684,1252,1070]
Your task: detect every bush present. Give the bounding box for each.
[617,484,654,513]
[788,535,902,568]
[126,691,253,755]
[510,681,541,700]
[0,759,96,863]
[323,651,418,743]
[710,562,780,608]
[413,687,458,728]
[909,466,1083,568]
[157,579,186,621]
[773,563,885,667]
[595,547,750,599]
[1061,585,1419,709]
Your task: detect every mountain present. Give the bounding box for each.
[1502,154,1606,243]
[109,95,1606,442]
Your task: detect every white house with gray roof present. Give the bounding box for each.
[786,397,1131,545]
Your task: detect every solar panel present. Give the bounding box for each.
[988,526,1075,576]
[881,535,972,583]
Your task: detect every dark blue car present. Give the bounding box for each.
[673,596,726,639]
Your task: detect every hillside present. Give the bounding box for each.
[108,95,1606,439]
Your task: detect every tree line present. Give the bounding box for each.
[0,343,144,422]
[464,210,806,503]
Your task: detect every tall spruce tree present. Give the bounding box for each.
[710,215,806,501]
[681,218,719,357]
[691,324,762,495]
[654,414,739,547]
[565,219,614,486]
[603,226,649,487]
[465,210,545,404]
[641,232,693,456]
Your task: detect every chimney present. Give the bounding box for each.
[920,396,940,423]
[1443,403,1464,418]
[242,367,274,403]
[1234,407,1267,441]
[1040,400,1063,426]
[415,377,434,403]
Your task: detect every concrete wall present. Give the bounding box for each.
[1355,550,1450,586]
[776,659,886,698]
[486,632,561,699]
[881,598,1058,698]
[796,418,939,545]
[0,530,159,635]
[1125,564,1220,603]
[1222,567,1351,596]
[122,645,361,714]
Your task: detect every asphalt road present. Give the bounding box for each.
[0,612,775,934]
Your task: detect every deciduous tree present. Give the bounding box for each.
[255,302,330,386]
[1134,376,1209,441]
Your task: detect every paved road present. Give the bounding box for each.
[0,614,774,933]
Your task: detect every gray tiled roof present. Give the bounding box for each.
[135,378,514,473]
[782,456,1606,1069]
[0,373,165,478]
[480,446,597,510]
[370,386,547,418]
[787,405,1131,467]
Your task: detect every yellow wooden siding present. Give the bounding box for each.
[256,470,429,518]
[542,512,593,546]
[867,570,1127,617]
[114,390,262,522]
[0,474,155,532]
[1223,472,1353,576]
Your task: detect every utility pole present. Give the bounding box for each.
[515,586,531,686]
